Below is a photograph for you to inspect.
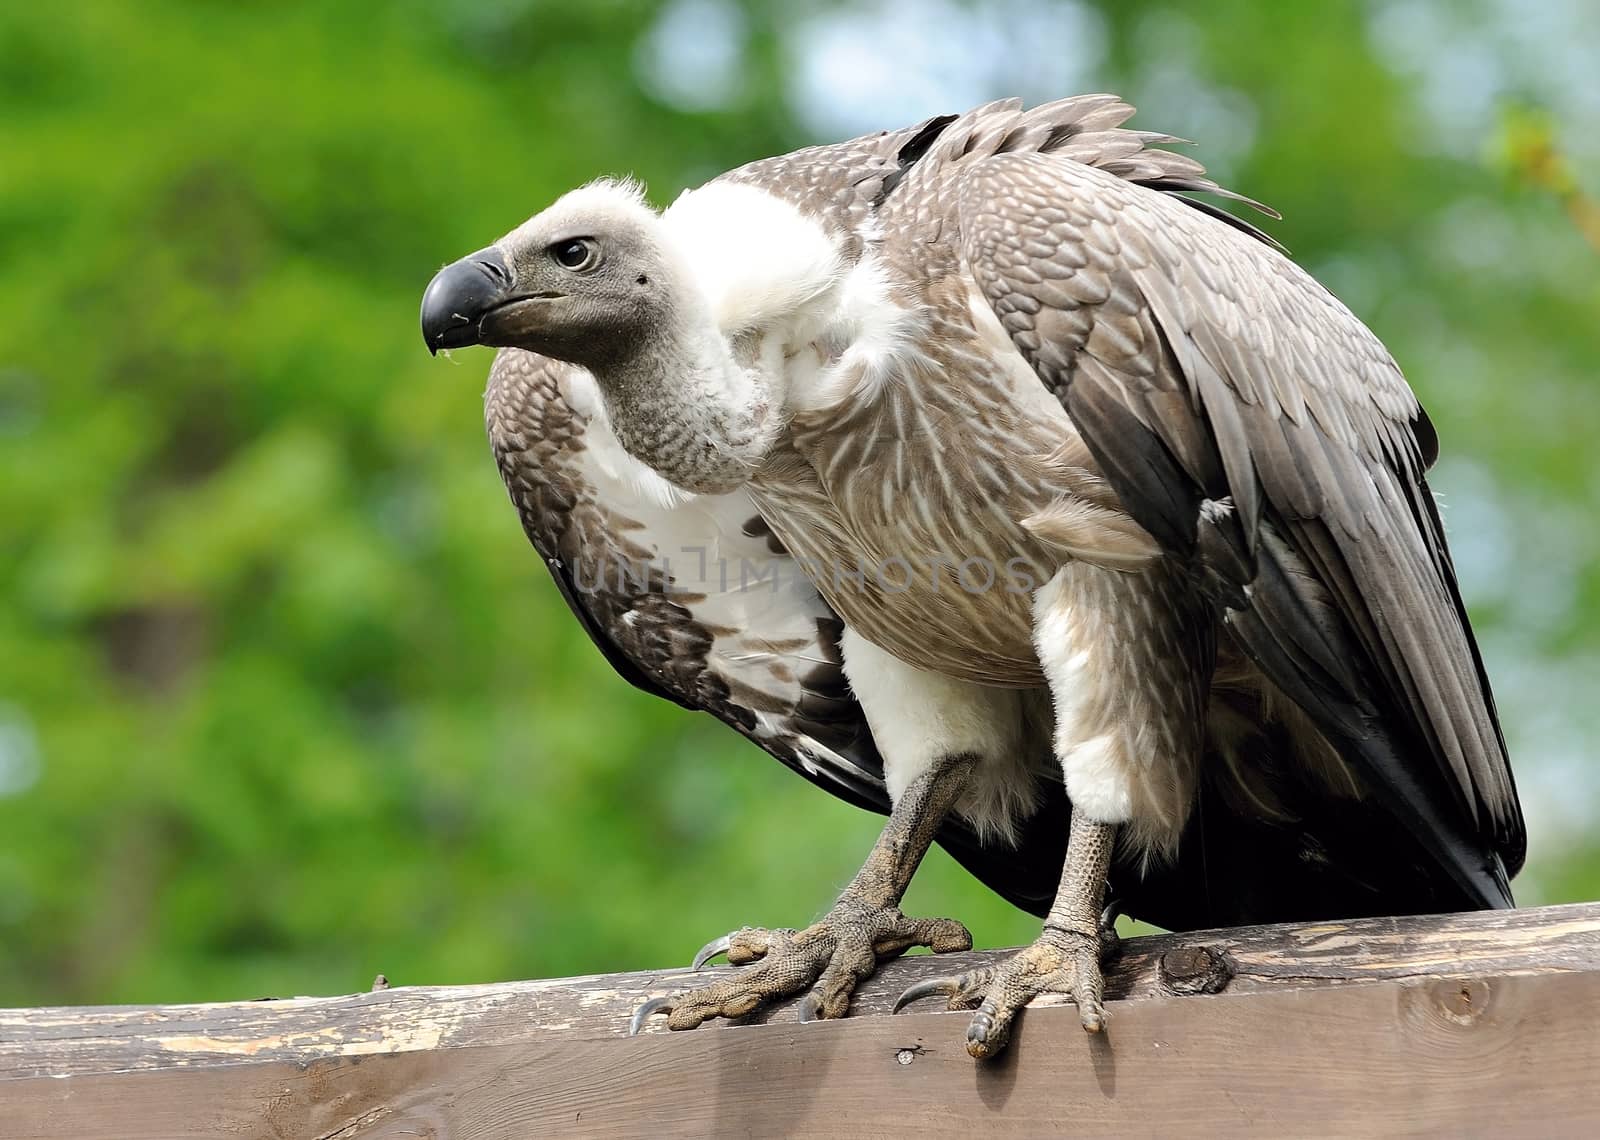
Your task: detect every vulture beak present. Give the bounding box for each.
[420,247,515,355]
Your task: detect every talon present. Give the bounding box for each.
[629,994,674,1036]
[796,991,823,1023]
[1098,901,1123,963]
[965,1000,1006,1059]
[691,933,732,970]
[893,976,957,1014]
[1099,897,1122,931]
[967,1001,997,1043]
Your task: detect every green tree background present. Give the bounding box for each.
[2,0,1597,1007]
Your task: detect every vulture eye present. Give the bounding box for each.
[551,238,597,271]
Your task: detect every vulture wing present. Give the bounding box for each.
[954,149,1524,908]
[484,347,1072,915]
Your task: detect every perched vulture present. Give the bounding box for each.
[422,95,1523,1058]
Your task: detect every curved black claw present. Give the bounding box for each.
[1100,897,1122,932]
[691,933,732,970]
[892,967,994,1015]
[629,994,674,1036]
[1099,897,1125,961]
[893,976,957,1014]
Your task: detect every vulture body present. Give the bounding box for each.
[424,95,1524,1057]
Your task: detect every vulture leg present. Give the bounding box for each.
[898,563,1210,1057]
[630,752,976,1034]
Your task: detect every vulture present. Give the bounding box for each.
[421,95,1524,1059]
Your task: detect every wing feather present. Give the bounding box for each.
[955,151,1524,902]
[485,349,887,798]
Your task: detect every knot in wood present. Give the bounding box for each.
[1433,978,1490,1026]
[1158,945,1234,996]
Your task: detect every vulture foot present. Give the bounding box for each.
[896,816,1120,1059]
[894,926,1106,1059]
[628,895,971,1033]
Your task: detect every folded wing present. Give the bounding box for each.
[956,150,1524,907]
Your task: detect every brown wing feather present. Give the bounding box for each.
[954,150,1523,903]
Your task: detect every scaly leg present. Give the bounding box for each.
[630,751,977,1033]
[894,562,1209,1057]
[894,810,1116,1059]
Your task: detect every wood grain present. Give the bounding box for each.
[4,902,1599,1138]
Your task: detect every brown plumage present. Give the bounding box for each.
[425,94,1524,1057]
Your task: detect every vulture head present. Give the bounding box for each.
[422,179,786,495]
[421,182,681,372]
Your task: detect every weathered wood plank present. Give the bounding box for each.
[3,901,1596,1080]
[8,970,1600,1139]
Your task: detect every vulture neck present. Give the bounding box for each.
[589,181,853,496]
[591,296,784,497]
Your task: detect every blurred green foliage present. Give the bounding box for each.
[2,0,1597,1008]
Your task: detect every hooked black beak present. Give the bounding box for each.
[420,247,514,354]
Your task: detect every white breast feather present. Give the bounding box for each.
[796,252,924,414]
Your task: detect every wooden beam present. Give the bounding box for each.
[5,902,1599,1138]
